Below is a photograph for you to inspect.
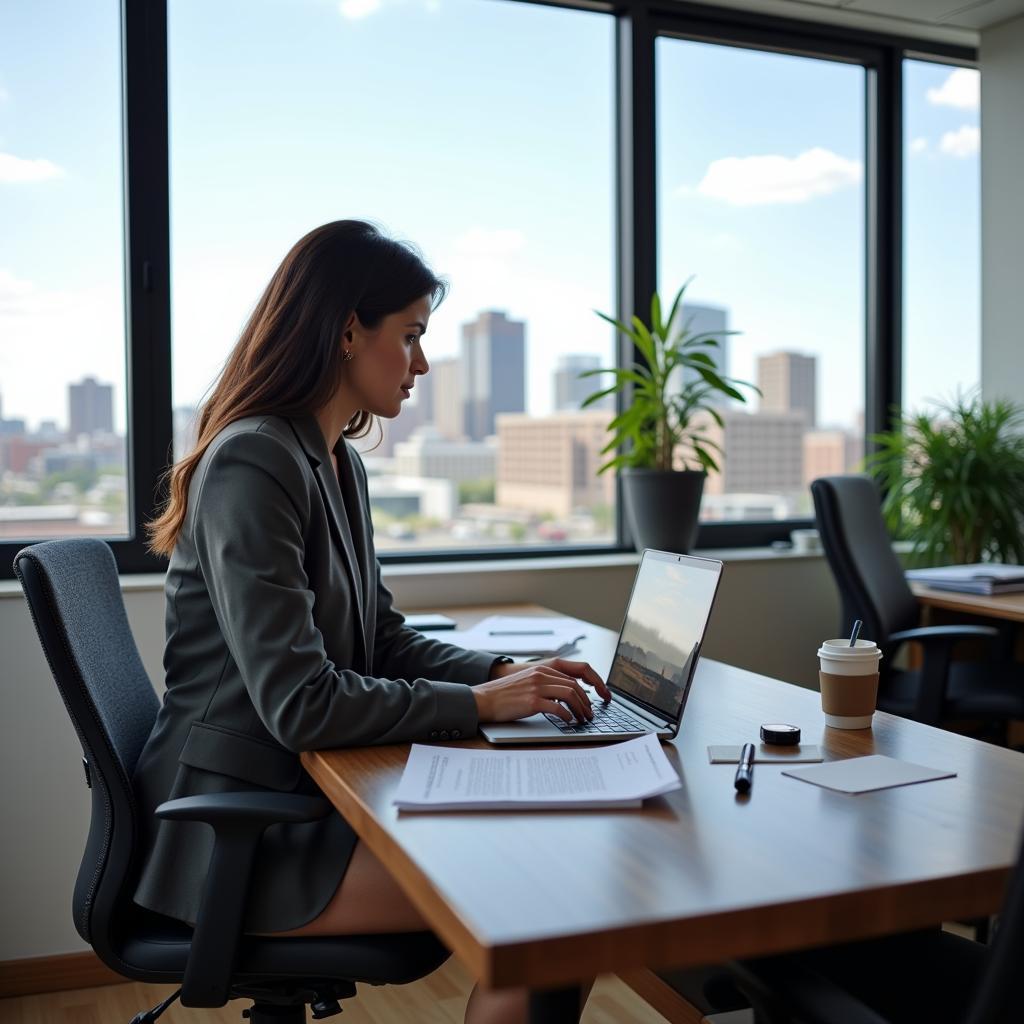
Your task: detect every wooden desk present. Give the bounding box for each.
[302,607,1024,1017]
[911,581,1024,624]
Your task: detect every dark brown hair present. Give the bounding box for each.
[147,220,447,556]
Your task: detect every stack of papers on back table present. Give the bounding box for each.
[906,564,1024,595]
[394,733,681,811]
[439,615,587,657]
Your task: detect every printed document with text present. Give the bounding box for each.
[393,732,681,811]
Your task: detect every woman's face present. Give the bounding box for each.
[345,294,431,419]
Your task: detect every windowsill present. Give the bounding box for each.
[0,545,827,598]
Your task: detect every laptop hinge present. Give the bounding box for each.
[620,699,671,731]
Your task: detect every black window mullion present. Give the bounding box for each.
[614,7,657,550]
[119,0,172,573]
[865,48,903,445]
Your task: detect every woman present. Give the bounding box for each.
[135,220,609,1024]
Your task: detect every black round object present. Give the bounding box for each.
[760,723,801,745]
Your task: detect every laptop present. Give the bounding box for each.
[480,550,723,745]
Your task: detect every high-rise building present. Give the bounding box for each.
[420,357,464,441]
[554,354,604,412]
[667,302,729,403]
[461,311,525,440]
[68,376,114,438]
[757,352,817,427]
[495,410,614,518]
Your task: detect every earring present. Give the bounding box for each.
[342,349,354,362]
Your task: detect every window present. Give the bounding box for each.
[656,37,866,524]
[903,60,980,415]
[0,0,129,542]
[167,0,616,553]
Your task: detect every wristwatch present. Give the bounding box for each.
[490,655,514,677]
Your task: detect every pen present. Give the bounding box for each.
[734,742,755,794]
[489,629,555,636]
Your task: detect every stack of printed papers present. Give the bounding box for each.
[393,733,681,811]
[906,564,1024,595]
[439,615,587,657]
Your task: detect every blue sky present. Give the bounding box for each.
[0,0,979,434]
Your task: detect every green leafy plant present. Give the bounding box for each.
[581,279,756,474]
[866,393,1024,566]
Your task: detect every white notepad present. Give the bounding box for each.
[707,744,823,764]
[782,755,956,794]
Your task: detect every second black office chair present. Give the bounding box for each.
[14,538,449,1024]
[726,820,1024,1024]
[811,475,1024,738]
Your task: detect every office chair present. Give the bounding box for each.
[810,475,1024,737]
[14,539,449,1024]
[724,824,1024,1024]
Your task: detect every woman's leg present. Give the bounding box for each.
[271,841,429,936]
[271,843,595,1024]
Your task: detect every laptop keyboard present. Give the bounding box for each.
[544,698,651,735]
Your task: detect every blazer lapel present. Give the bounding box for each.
[288,416,367,658]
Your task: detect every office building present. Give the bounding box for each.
[700,409,806,500]
[554,353,605,412]
[804,429,864,485]
[496,410,614,518]
[68,377,114,439]
[461,311,526,441]
[419,357,464,441]
[757,352,817,427]
[393,427,497,484]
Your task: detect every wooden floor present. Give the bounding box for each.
[0,958,671,1024]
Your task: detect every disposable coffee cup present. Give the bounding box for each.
[817,639,883,729]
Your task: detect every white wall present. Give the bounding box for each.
[980,15,1024,403]
[0,552,839,961]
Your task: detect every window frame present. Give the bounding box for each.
[0,0,977,579]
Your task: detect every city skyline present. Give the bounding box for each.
[1,2,978,437]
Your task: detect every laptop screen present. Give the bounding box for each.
[606,550,723,722]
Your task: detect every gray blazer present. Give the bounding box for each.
[133,414,496,932]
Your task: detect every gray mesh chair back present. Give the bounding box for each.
[13,539,159,967]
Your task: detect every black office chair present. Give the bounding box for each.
[725,824,1024,1024]
[810,475,1024,738]
[14,539,449,1024]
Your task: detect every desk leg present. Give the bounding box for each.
[528,985,582,1023]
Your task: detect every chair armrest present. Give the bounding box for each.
[730,958,890,1024]
[156,791,331,827]
[889,625,1000,644]
[887,625,999,725]
[155,792,332,1008]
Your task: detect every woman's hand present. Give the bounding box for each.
[474,659,611,724]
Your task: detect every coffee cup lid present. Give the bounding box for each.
[818,639,882,660]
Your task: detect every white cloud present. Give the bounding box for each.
[339,0,381,19]
[0,268,37,315]
[926,68,980,111]
[0,151,64,184]
[940,125,980,158]
[692,147,862,206]
[910,137,928,155]
[453,227,526,257]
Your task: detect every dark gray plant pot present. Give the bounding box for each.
[621,468,706,554]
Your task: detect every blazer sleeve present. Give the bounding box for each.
[191,429,480,752]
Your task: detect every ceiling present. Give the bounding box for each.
[782,0,1024,30]
[685,0,1024,45]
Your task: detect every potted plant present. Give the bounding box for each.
[866,392,1024,567]
[581,279,756,553]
